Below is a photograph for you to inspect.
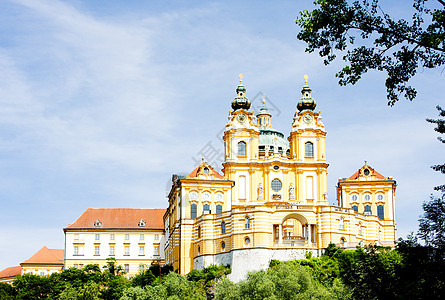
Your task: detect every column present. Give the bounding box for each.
[279,224,283,245]
[307,224,312,247]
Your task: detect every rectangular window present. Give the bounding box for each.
[139,246,145,255]
[40,271,45,276]
[74,246,79,255]
[306,177,313,199]
[140,234,144,240]
[110,234,115,240]
[154,234,159,240]
[125,234,130,240]
[190,204,197,219]
[124,264,129,273]
[95,234,100,240]
[94,246,100,256]
[154,246,159,256]
[109,246,115,256]
[305,142,314,157]
[124,246,130,256]
[74,264,78,269]
[377,205,385,220]
[238,176,246,199]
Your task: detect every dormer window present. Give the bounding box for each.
[363,168,370,176]
[203,167,210,175]
[94,220,101,227]
[138,219,146,227]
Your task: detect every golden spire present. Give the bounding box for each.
[304,74,308,85]
[239,73,243,84]
[262,93,266,106]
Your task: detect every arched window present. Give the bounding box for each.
[364,205,372,215]
[238,141,247,156]
[221,221,226,234]
[198,226,201,238]
[377,205,384,220]
[358,223,362,235]
[339,217,345,229]
[305,142,313,157]
[190,204,197,219]
[203,204,210,213]
[340,237,346,247]
[216,204,222,214]
[352,205,358,212]
[245,216,250,229]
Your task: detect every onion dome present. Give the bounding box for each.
[257,94,272,128]
[297,75,316,112]
[231,74,251,111]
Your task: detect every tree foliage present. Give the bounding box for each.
[427,105,445,191]
[297,0,445,105]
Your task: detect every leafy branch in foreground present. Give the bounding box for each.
[297,0,445,105]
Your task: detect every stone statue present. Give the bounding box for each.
[258,184,263,200]
[289,184,295,200]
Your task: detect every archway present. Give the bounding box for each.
[274,213,315,247]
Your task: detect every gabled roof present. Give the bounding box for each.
[0,266,21,279]
[65,208,165,230]
[347,164,387,181]
[186,161,224,179]
[21,246,64,266]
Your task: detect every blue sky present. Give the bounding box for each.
[0,0,443,270]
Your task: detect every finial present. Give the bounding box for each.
[202,157,205,163]
[304,74,308,85]
[239,73,243,84]
[262,93,266,106]
[364,160,367,165]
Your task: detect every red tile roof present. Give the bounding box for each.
[21,246,64,265]
[65,208,166,230]
[186,162,224,179]
[0,266,21,279]
[347,165,387,180]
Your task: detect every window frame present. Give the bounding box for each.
[190,203,197,219]
[304,141,314,157]
[238,141,247,156]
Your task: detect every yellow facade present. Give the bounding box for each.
[164,75,397,280]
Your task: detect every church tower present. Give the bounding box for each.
[222,75,260,204]
[288,75,328,204]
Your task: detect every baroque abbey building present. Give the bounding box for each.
[163,75,397,282]
[1,75,397,283]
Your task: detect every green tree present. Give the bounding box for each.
[131,270,156,288]
[13,273,52,299]
[427,105,445,191]
[103,257,124,276]
[0,282,16,300]
[297,0,445,105]
[418,193,445,250]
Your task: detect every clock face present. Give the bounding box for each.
[303,114,313,124]
[237,113,247,123]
